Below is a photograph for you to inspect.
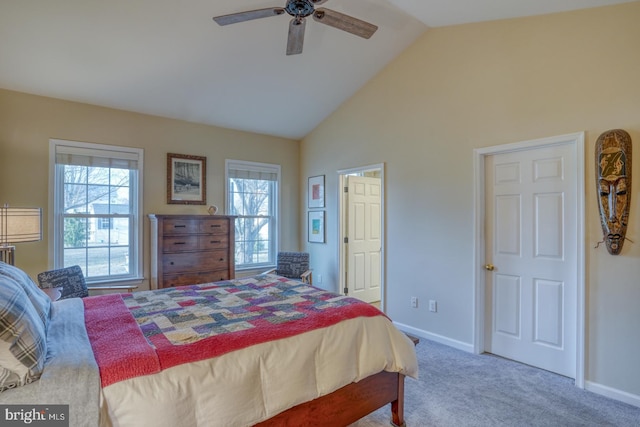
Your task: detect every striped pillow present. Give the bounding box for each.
[0,275,47,391]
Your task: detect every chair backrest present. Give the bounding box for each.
[37,265,88,299]
[275,252,309,279]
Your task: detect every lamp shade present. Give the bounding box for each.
[0,206,43,245]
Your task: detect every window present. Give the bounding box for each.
[50,140,143,285]
[226,160,280,270]
[98,218,112,230]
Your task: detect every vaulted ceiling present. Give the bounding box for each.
[0,0,634,139]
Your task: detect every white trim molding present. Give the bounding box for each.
[585,381,640,408]
[393,322,475,353]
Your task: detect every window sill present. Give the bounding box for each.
[86,277,144,292]
[87,284,138,292]
[234,267,275,279]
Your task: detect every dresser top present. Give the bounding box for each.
[148,214,236,219]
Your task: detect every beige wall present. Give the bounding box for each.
[0,89,300,288]
[301,3,640,398]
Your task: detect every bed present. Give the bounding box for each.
[0,262,418,426]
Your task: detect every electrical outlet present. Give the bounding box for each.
[411,296,418,308]
[429,300,437,313]
[317,274,323,284]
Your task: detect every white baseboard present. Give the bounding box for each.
[393,321,474,353]
[585,380,640,408]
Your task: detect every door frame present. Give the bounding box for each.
[337,163,385,309]
[472,132,585,388]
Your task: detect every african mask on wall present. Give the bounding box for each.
[596,129,632,255]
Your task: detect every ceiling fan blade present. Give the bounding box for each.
[286,18,306,56]
[213,8,285,26]
[312,8,378,39]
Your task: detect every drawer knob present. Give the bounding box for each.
[174,242,186,245]
[174,225,186,228]
[211,240,221,244]
[219,258,224,261]
[210,224,221,228]
[170,261,174,265]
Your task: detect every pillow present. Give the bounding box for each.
[37,265,88,300]
[0,275,47,391]
[0,262,51,328]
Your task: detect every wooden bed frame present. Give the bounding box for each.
[255,371,405,427]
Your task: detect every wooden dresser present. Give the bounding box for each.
[149,214,235,289]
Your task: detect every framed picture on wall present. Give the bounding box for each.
[167,153,207,205]
[308,175,325,208]
[308,211,325,243]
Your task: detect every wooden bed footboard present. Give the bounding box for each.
[254,371,405,427]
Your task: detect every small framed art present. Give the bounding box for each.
[308,210,325,243]
[308,175,325,208]
[167,153,207,205]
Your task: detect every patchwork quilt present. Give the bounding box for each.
[84,274,383,387]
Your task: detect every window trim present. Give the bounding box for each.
[225,159,280,271]
[48,139,144,286]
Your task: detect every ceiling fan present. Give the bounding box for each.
[212,0,378,55]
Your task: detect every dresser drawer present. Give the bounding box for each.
[199,219,229,235]
[199,235,229,250]
[162,270,231,288]
[162,250,230,274]
[162,235,198,252]
[162,219,200,235]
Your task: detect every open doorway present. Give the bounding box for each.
[338,164,384,310]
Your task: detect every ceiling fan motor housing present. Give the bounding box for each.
[285,0,315,18]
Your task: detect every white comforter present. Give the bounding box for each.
[99,314,418,427]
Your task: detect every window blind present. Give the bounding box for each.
[55,145,139,170]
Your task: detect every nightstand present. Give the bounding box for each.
[41,287,62,302]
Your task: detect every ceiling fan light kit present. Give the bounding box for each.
[213,0,378,55]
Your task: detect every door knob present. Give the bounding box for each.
[484,264,495,271]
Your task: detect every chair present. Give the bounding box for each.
[37,265,88,300]
[265,252,312,284]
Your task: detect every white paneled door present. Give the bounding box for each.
[348,176,382,303]
[484,143,577,377]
